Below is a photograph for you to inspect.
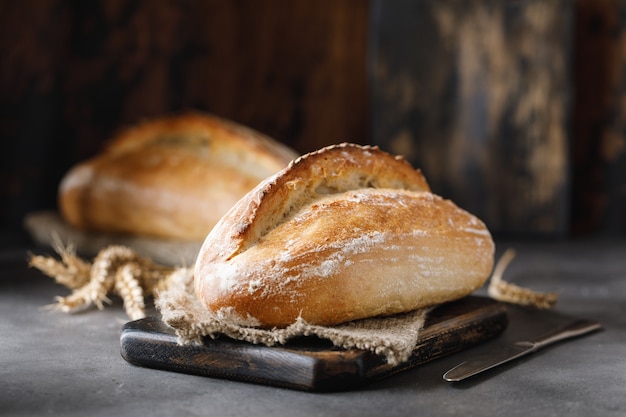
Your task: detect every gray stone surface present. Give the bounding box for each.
[1,240,625,417]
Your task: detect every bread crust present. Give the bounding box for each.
[194,143,494,328]
[58,112,298,240]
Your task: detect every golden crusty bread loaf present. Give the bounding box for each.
[58,112,298,241]
[194,143,495,328]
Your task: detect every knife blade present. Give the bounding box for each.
[443,318,602,382]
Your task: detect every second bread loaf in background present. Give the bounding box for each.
[58,112,299,241]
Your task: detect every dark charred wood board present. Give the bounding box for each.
[120,296,507,392]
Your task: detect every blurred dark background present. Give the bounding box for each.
[1,0,625,245]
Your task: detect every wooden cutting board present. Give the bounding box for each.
[120,296,507,391]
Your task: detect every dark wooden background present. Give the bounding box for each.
[1,0,625,242]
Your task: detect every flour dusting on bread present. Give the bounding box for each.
[194,143,495,328]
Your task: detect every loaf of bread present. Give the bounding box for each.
[58,112,298,241]
[194,143,495,328]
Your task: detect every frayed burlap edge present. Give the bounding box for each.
[156,268,430,366]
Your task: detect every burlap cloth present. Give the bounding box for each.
[156,268,431,366]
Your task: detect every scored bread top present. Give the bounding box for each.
[92,111,298,180]
[200,143,432,262]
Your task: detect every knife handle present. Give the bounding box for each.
[527,319,602,349]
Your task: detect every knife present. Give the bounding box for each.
[443,318,602,382]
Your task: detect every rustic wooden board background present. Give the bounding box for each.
[370,0,572,237]
[1,0,625,240]
[571,0,626,236]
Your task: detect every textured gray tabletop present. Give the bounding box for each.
[1,240,625,417]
